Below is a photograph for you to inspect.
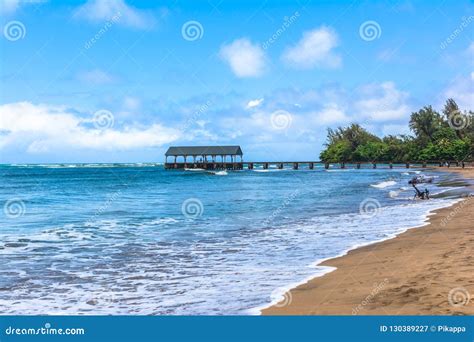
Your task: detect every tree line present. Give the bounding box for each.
[320,99,473,163]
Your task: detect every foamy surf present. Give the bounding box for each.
[184,168,206,172]
[207,170,228,175]
[254,196,463,315]
[389,190,400,198]
[371,180,397,188]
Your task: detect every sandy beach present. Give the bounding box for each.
[263,168,474,315]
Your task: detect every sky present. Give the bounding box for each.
[0,0,473,163]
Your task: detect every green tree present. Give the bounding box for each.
[409,106,444,144]
[320,140,353,162]
[354,142,388,161]
[320,100,473,163]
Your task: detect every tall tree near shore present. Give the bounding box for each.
[442,98,459,118]
[409,106,444,144]
[443,98,464,139]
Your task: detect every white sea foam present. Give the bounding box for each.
[148,218,179,225]
[389,190,400,198]
[254,197,462,314]
[184,168,206,172]
[371,180,397,188]
[207,170,228,176]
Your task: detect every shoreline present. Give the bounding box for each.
[261,168,474,315]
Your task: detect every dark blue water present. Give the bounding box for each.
[0,164,463,314]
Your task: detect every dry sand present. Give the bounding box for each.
[262,168,474,315]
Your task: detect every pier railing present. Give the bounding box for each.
[164,160,473,170]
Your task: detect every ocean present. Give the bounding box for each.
[0,164,467,315]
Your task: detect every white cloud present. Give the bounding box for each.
[0,102,180,153]
[313,104,350,124]
[246,98,264,109]
[0,0,20,14]
[219,38,266,78]
[76,69,116,84]
[282,26,342,69]
[355,82,411,121]
[0,0,45,15]
[443,74,474,110]
[75,0,154,29]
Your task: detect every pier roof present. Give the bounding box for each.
[165,146,243,156]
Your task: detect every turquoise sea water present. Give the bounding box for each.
[0,164,468,314]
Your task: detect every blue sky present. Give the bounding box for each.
[0,0,473,163]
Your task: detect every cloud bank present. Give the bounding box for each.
[0,102,180,156]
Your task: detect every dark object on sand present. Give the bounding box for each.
[412,184,430,200]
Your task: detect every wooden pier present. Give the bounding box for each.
[164,145,472,170]
[164,160,472,170]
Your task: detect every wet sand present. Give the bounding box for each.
[263,168,474,315]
